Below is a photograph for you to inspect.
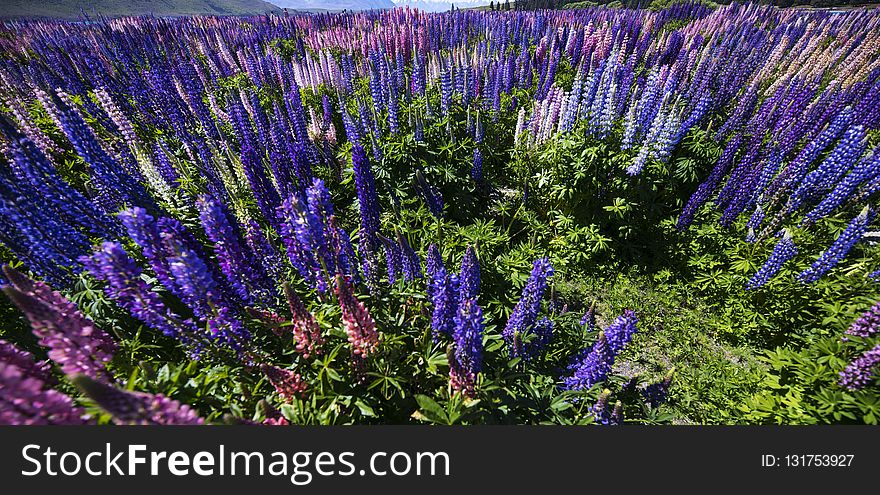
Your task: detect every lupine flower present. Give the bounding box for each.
[580,301,597,332]
[352,144,381,253]
[261,364,308,401]
[415,170,444,219]
[82,242,198,345]
[2,266,116,382]
[503,257,554,359]
[604,310,638,354]
[0,339,52,383]
[449,298,484,398]
[72,374,204,425]
[334,275,379,358]
[642,367,675,408]
[563,331,613,391]
[1,361,89,425]
[459,246,480,301]
[282,283,323,358]
[471,148,483,183]
[747,230,798,289]
[845,301,880,339]
[590,388,616,425]
[380,234,403,284]
[839,344,880,391]
[797,207,876,283]
[398,233,422,281]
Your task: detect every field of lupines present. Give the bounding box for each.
[1,2,879,425]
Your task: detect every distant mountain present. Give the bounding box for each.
[0,0,280,19]
[392,0,492,12]
[268,0,395,11]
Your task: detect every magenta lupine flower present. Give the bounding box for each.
[261,364,308,402]
[838,344,880,391]
[334,275,379,358]
[72,374,204,425]
[2,266,116,382]
[1,361,89,425]
[283,283,324,358]
[845,301,880,339]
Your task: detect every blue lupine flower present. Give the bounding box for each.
[449,298,484,398]
[604,310,638,355]
[471,148,483,183]
[797,207,875,283]
[503,257,554,359]
[459,246,480,301]
[563,331,613,391]
[747,230,798,289]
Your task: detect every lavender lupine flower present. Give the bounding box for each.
[82,242,198,345]
[845,301,880,339]
[335,275,379,358]
[563,331,613,391]
[838,344,880,391]
[797,207,876,283]
[282,283,323,358]
[604,310,638,354]
[458,246,480,301]
[449,298,484,398]
[503,258,554,359]
[643,367,675,408]
[261,364,307,401]
[747,230,798,289]
[0,339,52,383]
[72,374,204,425]
[1,361,89,425]
[2,266,116,382]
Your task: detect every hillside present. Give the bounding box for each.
[269,0,395,11]
[0,0,280,19]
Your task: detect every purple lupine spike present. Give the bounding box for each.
[503,257,554,359]
[431,265,459,341]
[590,389,613,424]
[1,361,89,425]
[580,301,597,332]
[0,339,52,383]
[797,207,876,284]
[471,148,483,183]
[838,344,880,391]
[459,246,480,301]
[397,233,422,282]
[563,331,613,391]
[81,242,198,346]
[2,266,116,382]
[845,301,880,339]
[747,230,798,289]
[449,298,484,398]
[603,310,638,355]
[379,234,403,284]
[72,374,204,425]
[642,367,675,408]
[352,144,381,250]
[425,244,445,300]
[197,195,275,305]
